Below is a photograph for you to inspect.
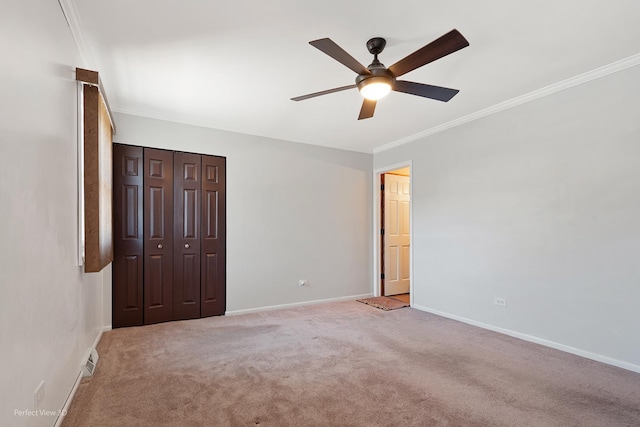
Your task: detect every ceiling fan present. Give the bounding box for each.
[291,29,469,120]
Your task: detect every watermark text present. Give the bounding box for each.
[14,409,67,417]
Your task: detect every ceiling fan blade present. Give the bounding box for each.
[291,84,356,101]
[388,29,469,77]
[309,38,371,75]
[358,99,376,120]
[393,80,459,102]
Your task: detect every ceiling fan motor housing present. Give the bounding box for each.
[356,65,396,91]
[356,37,395,90]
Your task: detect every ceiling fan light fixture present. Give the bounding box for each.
[358,77,392,100]
[293,30,469,119]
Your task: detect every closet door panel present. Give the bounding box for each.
[144,148,173,324]
[173,152,201,320]
[112,144,143,327]
[201,155,226,317]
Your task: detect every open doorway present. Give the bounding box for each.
[373,162,412,306]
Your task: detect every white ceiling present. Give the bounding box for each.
[67,0,640,153]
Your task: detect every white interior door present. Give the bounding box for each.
[383,174,410,296]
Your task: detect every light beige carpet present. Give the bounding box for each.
[63,301,640,426]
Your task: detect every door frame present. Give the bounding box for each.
[372,161,413,305]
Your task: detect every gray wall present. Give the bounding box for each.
[0,1,106,426]
[111,113,373,316]
[374,65,640,370]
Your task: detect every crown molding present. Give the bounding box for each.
[57,0,96,68]
[373,52,640,154]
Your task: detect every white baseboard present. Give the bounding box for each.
[225,293,373,316]
[54,327,107,427]
[413,304,640,374]
[53,370,82,427]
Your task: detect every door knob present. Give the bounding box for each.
[185,243,190,249]
[157,244,163,249]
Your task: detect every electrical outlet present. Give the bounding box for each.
[298,279,308,287]
[494,297,507,307]
[34,381,45,409]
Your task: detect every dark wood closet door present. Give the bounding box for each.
[112,144,144,327]
[173,152,201,320]
[201,155,226,317]
[144,148,174,324]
